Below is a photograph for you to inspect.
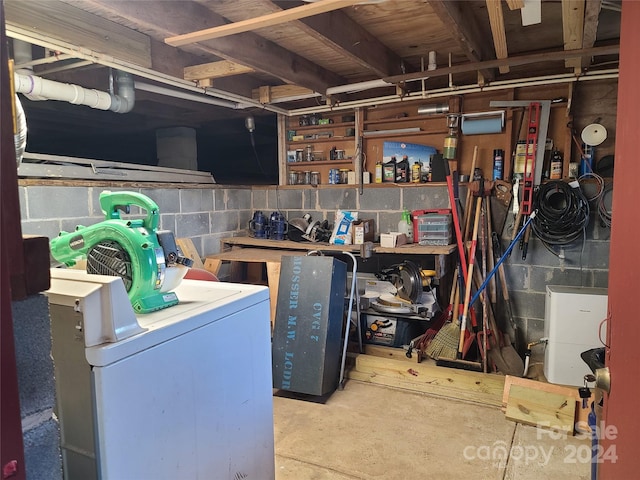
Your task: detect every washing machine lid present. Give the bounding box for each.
[86,279,268,366]
[48,269,269,366]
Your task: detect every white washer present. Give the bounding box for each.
[47,269,274,480]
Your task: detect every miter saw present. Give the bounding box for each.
[50,191,193,313]
[370,261,439,317]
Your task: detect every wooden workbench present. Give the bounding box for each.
[205,236,457,325]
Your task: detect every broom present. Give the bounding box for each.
[425,148,478,360]
[419,268,459,353]
[435,195,483,372]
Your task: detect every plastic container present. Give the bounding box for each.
[395,156,409,183]
[417,213,452,245]
[383,158,396,183]
[398,209,413,243]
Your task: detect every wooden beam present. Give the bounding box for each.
[165,0,362,46]
[505,0,525,9]
[184,60,254,81]
[74,0,346,97]
[486,0,509,74]
[251,84,318,103]
[429,0,496,81]
[383,44,619,84]
[562,0,586,69]
[581,0,602,68]
[5,0,151,68]
[296,8,409,77]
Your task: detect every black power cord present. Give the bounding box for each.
[532,180,590,245]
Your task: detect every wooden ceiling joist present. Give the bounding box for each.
[252,85,318,104]
[74,0,346,98]
[429,0,496,81]
[164,0,362,47]
[562,0,586,70]
[581,0,602,68]
[184,60,254,82]
[486,0,509,74]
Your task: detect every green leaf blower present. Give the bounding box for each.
[50,191,193,313]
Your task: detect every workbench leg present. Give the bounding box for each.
[266,261,281,331]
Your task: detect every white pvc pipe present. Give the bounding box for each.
[15,72,112,109]
[326,78,391,96]
[14,70,135,113]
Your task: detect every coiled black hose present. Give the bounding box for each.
[532,181,590,245]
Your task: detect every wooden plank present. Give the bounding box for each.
[502,375,591,430]
[429,0,495,81]
[176,238,205,269]
[354,354,505,407]
[383,45,619,85]
[206,248,301,263]
[266,261,281,329]
[505,384,576,434]
[184,60,254,81]
[203,257,222,277]
[486,0,510,74]
[220,236,457,255]
[80,0,346,97]
[165,0,363,46]
[562,0,585,69]
[5,0,151,68]
[363,344,415,362]
[252,85,318,104]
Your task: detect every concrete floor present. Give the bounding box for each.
[273,381,591,480]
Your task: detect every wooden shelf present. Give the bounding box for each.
[287,160,352,167]
[291,121,354,131]
[221,236,456,255]
[288,136,355,145]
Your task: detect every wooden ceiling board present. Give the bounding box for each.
[200,0,374,79]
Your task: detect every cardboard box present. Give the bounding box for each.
[352,219,375,245]
[379,232,407,248]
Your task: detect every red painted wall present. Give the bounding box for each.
[600,1,640,478]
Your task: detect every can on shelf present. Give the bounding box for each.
[329,168,339,184]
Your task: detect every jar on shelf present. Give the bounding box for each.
[310,171,320,186]
[288,171,298,185]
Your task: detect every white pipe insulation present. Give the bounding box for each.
[14,70,135,113]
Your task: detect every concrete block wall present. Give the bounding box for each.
[501,212,610,351]
[19,184,253,259]
[12,295,62,480]
[252,185,611,346]
[251,185,450,236]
